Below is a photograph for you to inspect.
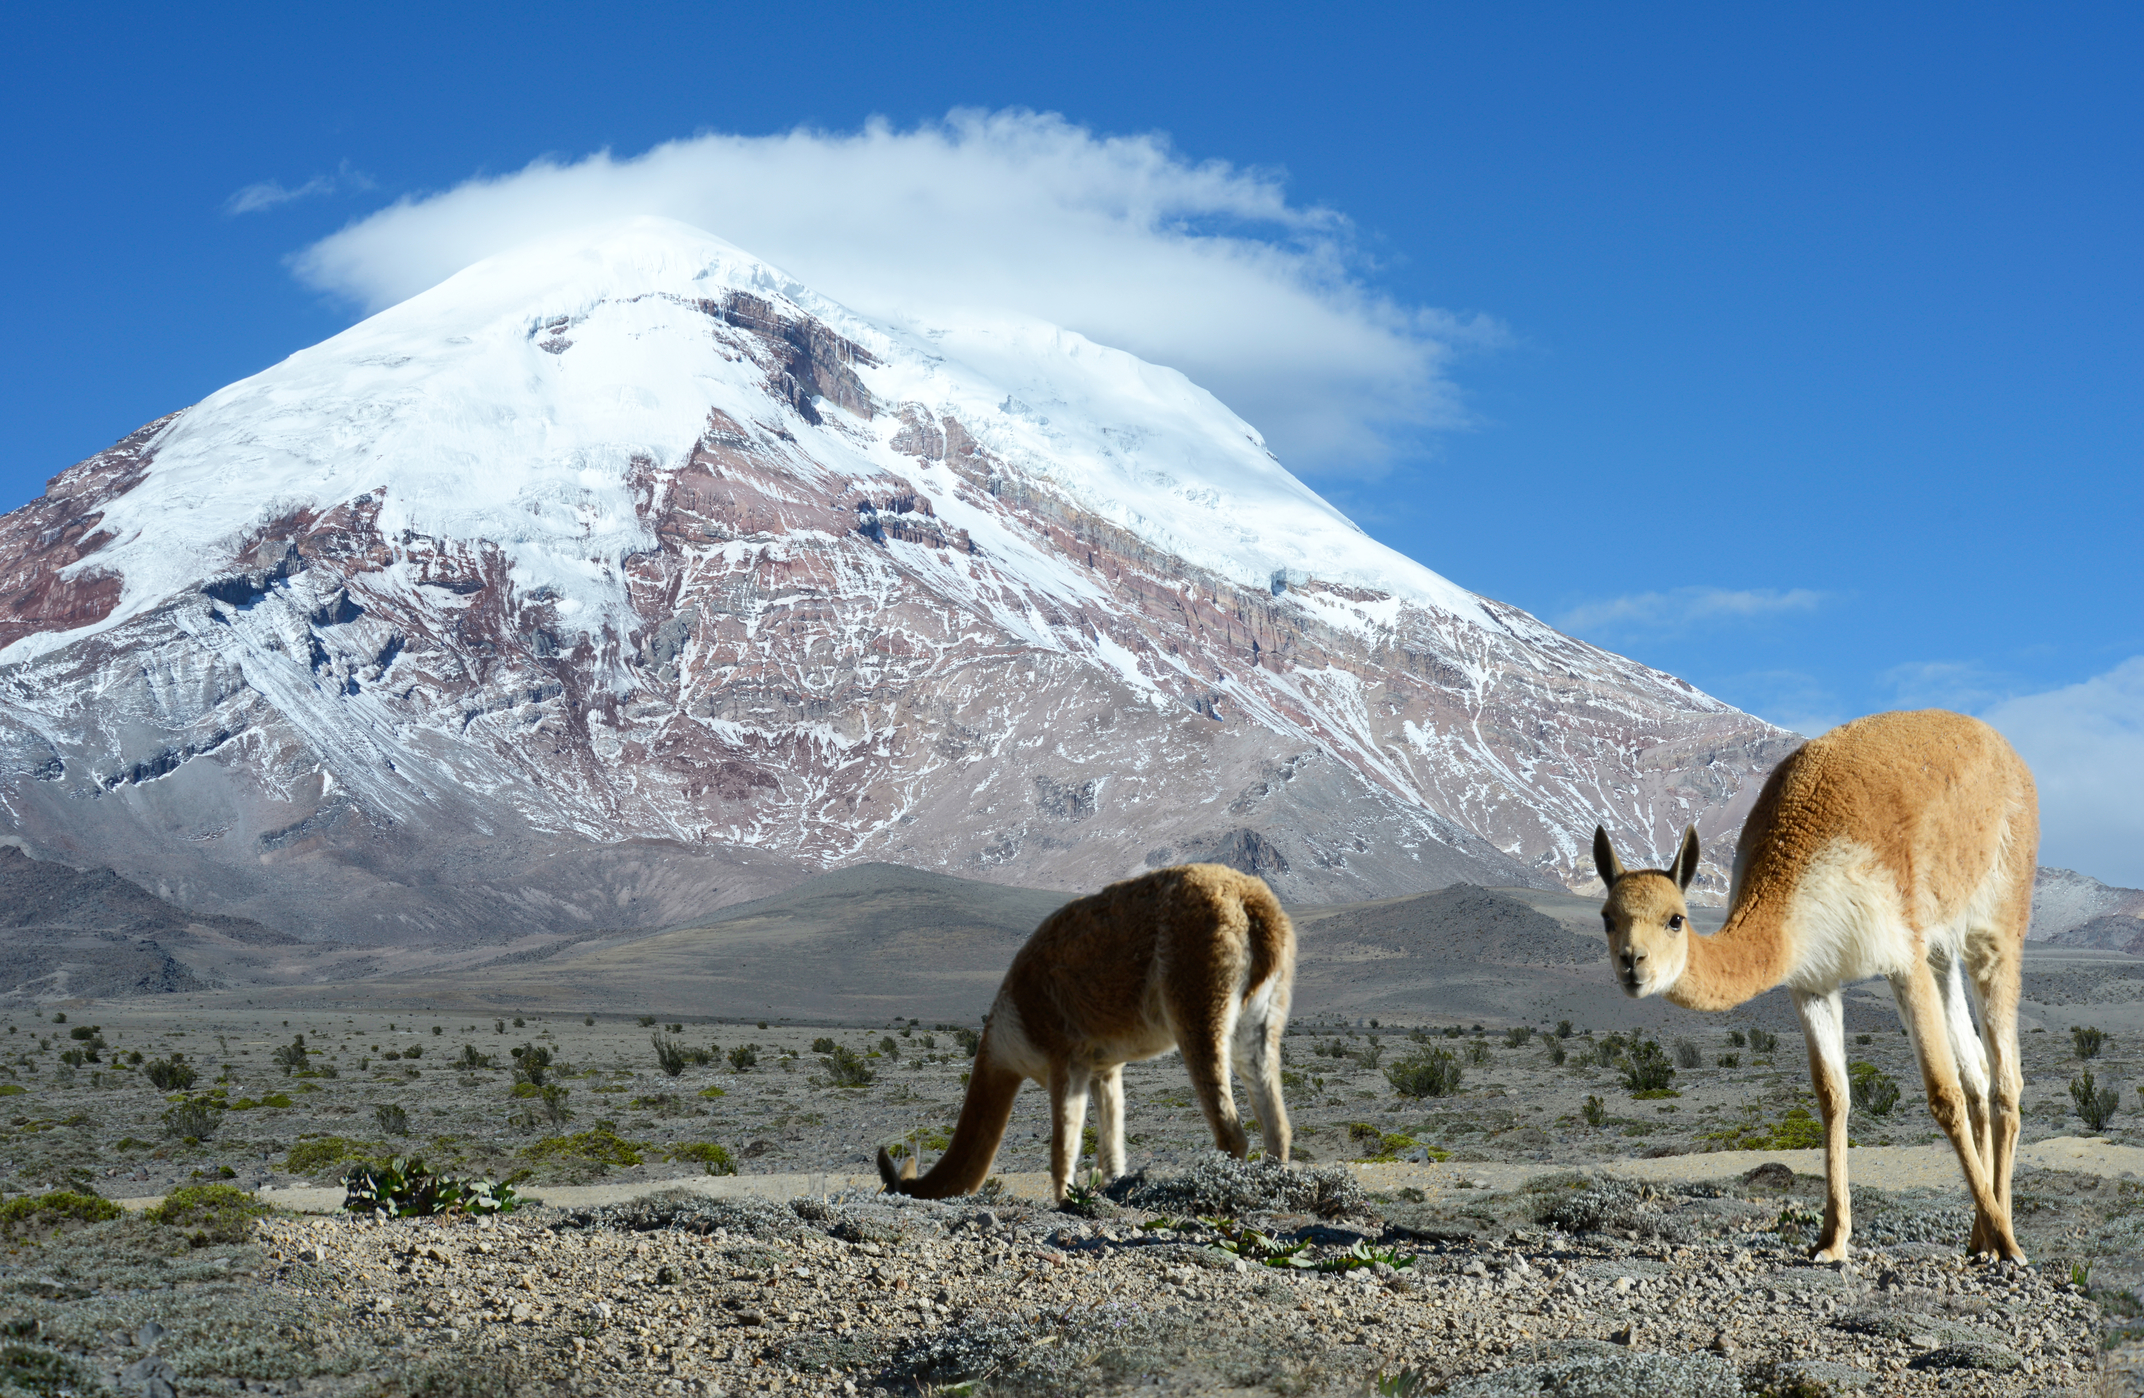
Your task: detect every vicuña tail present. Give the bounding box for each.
[1240,880,1291,999]
[877,1039,1024,1198]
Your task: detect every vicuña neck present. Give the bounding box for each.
[1666,894,1796,1012]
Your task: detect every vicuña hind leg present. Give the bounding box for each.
[1966,931,2026,1252]
[1937,953,1995,1172]
[1794,987,1854,1261]
[1165,956,1251,1159]
[1094,1064,1127,1180]
[1234,997,1291,1163]
[1893,960,2022,1261]
[1047,1060,1094,1204]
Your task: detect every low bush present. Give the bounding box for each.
[270,1035,309,1075]
[728,1044,760,1072]
[1848,1062,1900,1115]
[1107,1154,1371,1219]
[521,1127,643,1169]
[1747,1027,1779,1055]
[374,1103,411,1136]
[1385,1047,1463,1099]
[0,1190,121,1242]
[666,1142,737,1175]
[161,1098,221,1141]
[651,1033,689,1078]
[285,1136,382,1175]
[2074,1025,2107,1060]
[1581,1095,1607,1127]
[144,1054,197,1091]
[2073,1069,2119,1131]
[819,1045,874,1087]
[1620,1039,1676,1093]
[1464,1040,1492,1065]
[1503,1026,1534,1048]
[145,1183,268,1245]
[1673,1039,1703,1069]
[953,1027,981,1056]
[811,1037,838,1054]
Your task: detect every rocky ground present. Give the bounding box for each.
[1,1157,2139,1396]
[3,1002,2142,1394]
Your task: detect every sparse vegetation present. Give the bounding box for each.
[1673,1038,1702,1069]
[727,1043,760,1072]
[1385,1047,1463,1098]
[1581,1095,1607,1127]
[161,1097,221,1140]
[819,1044,875,1088]
[145,1182,270,1243]
[1849,1061,1900,1115]
[2073,1025,2106,1059]
[143,1053,196,1090]
[1620,1039,1676,1093]
[1502,1025,1533,1047]
[2073,1068,2119,1131]
[651,1032,689,1077]
[1747,1026,1779,1055]
[374,1102,411,1136]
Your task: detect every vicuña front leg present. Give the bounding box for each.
[1047,1061,1094,1204]
[1794,988,1853,1261]
[1094,1064,1127,1180]
[1893,961,2024,1261]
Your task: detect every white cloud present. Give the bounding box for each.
[1556,586,1823,636]
[288,109,1497,474]
[1983,656,2144,888]
[227,160,375,215]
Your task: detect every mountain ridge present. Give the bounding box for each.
[0,219,1795,949]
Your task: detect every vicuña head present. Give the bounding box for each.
[1592,823,1701,999]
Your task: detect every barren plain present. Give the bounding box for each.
[3,867,2141,1396]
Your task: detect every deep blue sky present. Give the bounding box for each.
[6,3,2141,877]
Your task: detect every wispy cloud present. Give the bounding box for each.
[1556,586,1823,636]
[1983,655,2144,887]
[226,160,375,215]
[286,109,1501,476]
[1880,659,2011,712]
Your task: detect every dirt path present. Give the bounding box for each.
[108,1135,2143,1216]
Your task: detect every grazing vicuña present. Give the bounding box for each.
[878,863,1294,1204]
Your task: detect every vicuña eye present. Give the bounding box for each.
[1668,915,1685,930]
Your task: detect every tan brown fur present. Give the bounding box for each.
[1594,709,2036,1262]
[878,863,1295,1204]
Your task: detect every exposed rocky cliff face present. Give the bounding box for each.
[0,220,1796,951]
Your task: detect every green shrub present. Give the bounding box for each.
[1581,1095,1607,1127]
[145,1183,268,1245]
[1717,1052,1741,1068]
[270,1035,309,1075]
[1555,1020,1573,1038]
[954,1027,981,1056]
[454,1044,494,1070]
[651,1033,688,1077]
[509,1043,552,1087]
[2073,1069,2119,1131]
[727,1044,759,1072]
[2074,1026,2107,1060]
[1747,1027,1779,1055]
[812,1037,838,1054]
[343,1157,518,1218]
[143,1054,196,1091]
[286,1136,381,1174]
[637,1015,657,1027]
[521,1127,643,1169]
[666,1142,737,1175]
[1503,1026,1534,1048]
[697,1084,727,1099]
[1385,1048,1462,1099]
[375,1103,411,1136]
[1620,1040,1676,1093]
[1726,1030,1746,1046]
[1464,1040,1491,1066]
[0,1190,121,1242]
[161,1097,221,1140]
[1848,1062,1900,1115]
[1673,1039,1703,1069]
[819,1045,875,1087]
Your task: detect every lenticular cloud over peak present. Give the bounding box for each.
[291,108,1488,476]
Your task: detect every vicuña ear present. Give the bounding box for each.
[1592,825,1625,887]
[1674,825,1701,891]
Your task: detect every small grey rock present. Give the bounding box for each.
[135,1320,165,1349]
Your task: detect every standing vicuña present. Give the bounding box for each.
[1593,709,2035,1262]
[878,863,1294,1204]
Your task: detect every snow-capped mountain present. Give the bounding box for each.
[0,218,1797,946]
